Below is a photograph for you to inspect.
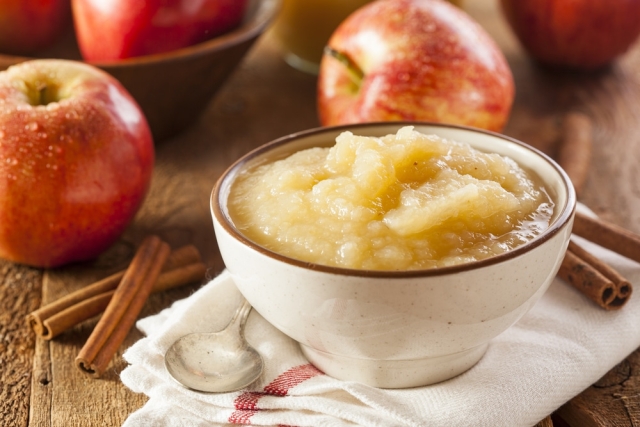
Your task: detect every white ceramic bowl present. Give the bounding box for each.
[211,122,576,388]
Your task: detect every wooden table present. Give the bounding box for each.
[2,1,640,425]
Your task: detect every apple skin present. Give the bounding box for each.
[0,0,71,55]
[317,0,515,132]
[72,0,249,61]
[500,0,640,70]
[0,59,154,268]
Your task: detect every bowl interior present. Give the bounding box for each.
[215,121,576,275]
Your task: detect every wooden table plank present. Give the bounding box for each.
[0,262,42,427]
[557,349,640,426]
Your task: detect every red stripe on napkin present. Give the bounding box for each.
[264,363,323,396]
[228,364,323,424]
[233,392,263,410]
[228,407,258,424]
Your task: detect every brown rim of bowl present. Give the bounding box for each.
[0,0,281,68]
[212,121,577,279]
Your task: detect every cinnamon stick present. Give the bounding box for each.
[76,235,170,378]
[42,292,113,341]
[557,112,592,197]
[151,262,207,293]
[26,244,202,338]
[37,262,206,340]
[568,241,632,300]
[572,211,640,265]
[566,241,632,309]
[558,248,618,310]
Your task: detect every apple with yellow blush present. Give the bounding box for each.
[317,0,515,132]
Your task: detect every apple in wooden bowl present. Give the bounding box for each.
[0,0,281,141]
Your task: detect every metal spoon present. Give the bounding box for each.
[164,298,263,393]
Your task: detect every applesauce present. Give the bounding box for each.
[228,127,553,270]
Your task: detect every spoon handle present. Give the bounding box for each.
[226,298,252,337]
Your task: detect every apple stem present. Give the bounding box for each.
[37,83,48,105]
[27,82,53,106]
[324,46,364,85]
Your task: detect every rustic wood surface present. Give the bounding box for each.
[1,0,639,426]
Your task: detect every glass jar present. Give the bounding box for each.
[270,0,373,74]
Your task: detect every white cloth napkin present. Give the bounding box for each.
[121,205,640,427]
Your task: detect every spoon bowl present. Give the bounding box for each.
[164,299,263,393]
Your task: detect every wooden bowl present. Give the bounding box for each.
[0,0,281,141]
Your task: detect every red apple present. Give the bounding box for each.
[317,0,515,132]
[72,0,249,61]
[0,59,154,268]
[0,0,71,55]
[500,0,640,70]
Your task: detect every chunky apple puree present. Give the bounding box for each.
[228,126,553,270]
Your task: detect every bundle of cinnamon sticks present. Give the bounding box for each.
[556,112,636,310]
[560,212,636,310]
[26,236,207,378]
